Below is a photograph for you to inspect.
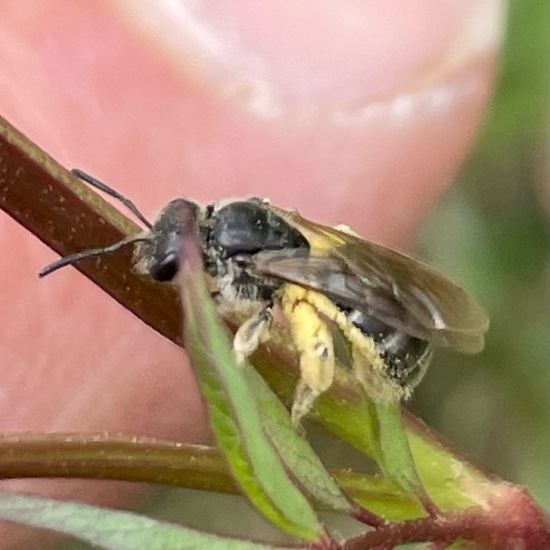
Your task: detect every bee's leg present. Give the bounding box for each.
[281,285,335,425]
[233,307,273,365]
[290,379,321,428]
[296,289,406,404]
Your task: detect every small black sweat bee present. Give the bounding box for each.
[41,170,489,423]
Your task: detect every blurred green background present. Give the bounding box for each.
[413,0,548,510]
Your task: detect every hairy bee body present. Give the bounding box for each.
[135,197,434,410]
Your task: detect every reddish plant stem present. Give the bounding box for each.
[0,114,181,343]
[343,502,550,550]
[350,504,387,529]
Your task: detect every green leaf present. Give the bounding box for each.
[178,237,324,542]
[0,492,287,550]
[245,367,351,513]
[334,470,425,520]
[374,402,424,498]
[405,423,487,511]
[250,333,489,518]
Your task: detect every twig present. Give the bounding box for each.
[0,114,181,344]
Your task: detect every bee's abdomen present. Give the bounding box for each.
[347,310,432,389]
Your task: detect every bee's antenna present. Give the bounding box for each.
[39,236,149,278]
[71,169,153,229]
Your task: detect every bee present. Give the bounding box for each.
[41,170,489,423]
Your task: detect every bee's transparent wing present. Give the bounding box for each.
[252,208,489,353]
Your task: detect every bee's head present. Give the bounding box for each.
[39,170,307,284]
[39,193,202,282]
[134,199,202,282]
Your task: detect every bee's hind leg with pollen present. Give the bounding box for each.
[233,306,273,365]
[282,284,406,418]
[280,284,336,425]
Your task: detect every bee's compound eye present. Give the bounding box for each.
[150,252,179,282]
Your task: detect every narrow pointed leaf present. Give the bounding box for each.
[0,492,287,550]
[177,227,324,542]
[246,368,351,512]
[375,403,425,500]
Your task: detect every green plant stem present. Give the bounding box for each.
[0,433,234,493]
[0,433,421,520]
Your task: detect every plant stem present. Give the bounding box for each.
[0,433,234,492]
[0,114,181,343]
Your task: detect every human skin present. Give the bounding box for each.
[0,1,505,546]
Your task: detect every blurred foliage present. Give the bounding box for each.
[415,0,549,510]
